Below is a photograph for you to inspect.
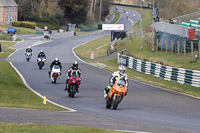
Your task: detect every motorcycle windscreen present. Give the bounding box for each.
[113,80,126,92]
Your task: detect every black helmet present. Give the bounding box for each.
[73,61,78,67]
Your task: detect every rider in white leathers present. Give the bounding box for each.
[104,65,129,98]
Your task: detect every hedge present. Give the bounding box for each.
[12,21,36,29]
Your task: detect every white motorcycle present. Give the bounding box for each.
[50,65,61,84]
[25,51,32,62]
[37,57,46,69]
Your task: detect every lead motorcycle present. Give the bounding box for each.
[37,57,46,69]
[106,78,127,110]
[50,65,61,84]
[25,51,32,62]
[67,74,80,98]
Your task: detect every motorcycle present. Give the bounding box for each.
[37,57,46,69]
[106,78,127,110]
[50,65,61,84]
[67,74,80,98]
[25,51,32,62]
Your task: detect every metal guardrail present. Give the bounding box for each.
[112,3,152,9]
[118,53,200,87]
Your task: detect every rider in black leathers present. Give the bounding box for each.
[65,61,81,92]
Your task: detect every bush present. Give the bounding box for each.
[0,35,12,41]
[35,22,59,30]
[12,21,36,29]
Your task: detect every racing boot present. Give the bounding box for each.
[76,87,79,93]
[64,84,68,91]
[104,86,111,99]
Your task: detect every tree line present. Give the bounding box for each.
[14,0,113,26]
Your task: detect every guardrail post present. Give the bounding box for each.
[178,40,180,55]
[184,40,186,57]
[161,40,162,52]
[199,41,200,59]
[0,42,2,52]
[191,41,193,57]
[171,40,173,54]
[156,39,158,52]
[166,39,168,53]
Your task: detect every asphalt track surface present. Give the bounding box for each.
[3,8,200,133]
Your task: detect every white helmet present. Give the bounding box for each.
[40,50,44,53]
[28,46,31,49]
[54,58,59,62]
[118,65,126,75]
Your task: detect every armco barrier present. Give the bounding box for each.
[118,53,200,87]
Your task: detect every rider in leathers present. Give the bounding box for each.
[49,58,62,77]
[104,65,129,98]
[37,50,46,59]
[25,46,33,55]
[65,61,81,92]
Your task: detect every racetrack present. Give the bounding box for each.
[4,8,200,133]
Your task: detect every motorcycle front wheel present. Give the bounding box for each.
[113,95,120,110]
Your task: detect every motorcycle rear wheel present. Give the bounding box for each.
[53,76,57,84]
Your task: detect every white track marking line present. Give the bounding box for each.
[0,107,72,113]
[115,130,149,133]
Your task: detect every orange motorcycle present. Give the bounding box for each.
[106,78,127,110]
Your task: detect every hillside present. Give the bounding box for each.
[114,0,200,19]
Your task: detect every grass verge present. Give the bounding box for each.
[0,122,127,133]
[0,42,65,110]
[110,10,120,24]
[0,42,15,58]
[74,35,110,59]
[0,25,37,34]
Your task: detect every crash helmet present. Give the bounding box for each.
[28,46,31,49]
[118,65,126,75]
[40,50,44,53]
[54,58,59,62]
[73,61,78,67]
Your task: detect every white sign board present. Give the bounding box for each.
[102,24,124,31]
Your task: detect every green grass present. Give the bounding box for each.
[92,58,200,97]
[0,42,15,58]
[74,35,110,59]
[0,122,128,133]
[0,25,37,34]
[0,35,12,41]
[79,20,102,30]
[35,22,59,30]
[114,36,200,71]
[110,10,120,24]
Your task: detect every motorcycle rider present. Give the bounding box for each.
[37,50,46,60]
[49,58,62,77]
[65,61,81,92]
[25,46,33,55]
[104,65,129,98]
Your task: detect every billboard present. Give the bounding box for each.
[102,24,124,31]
